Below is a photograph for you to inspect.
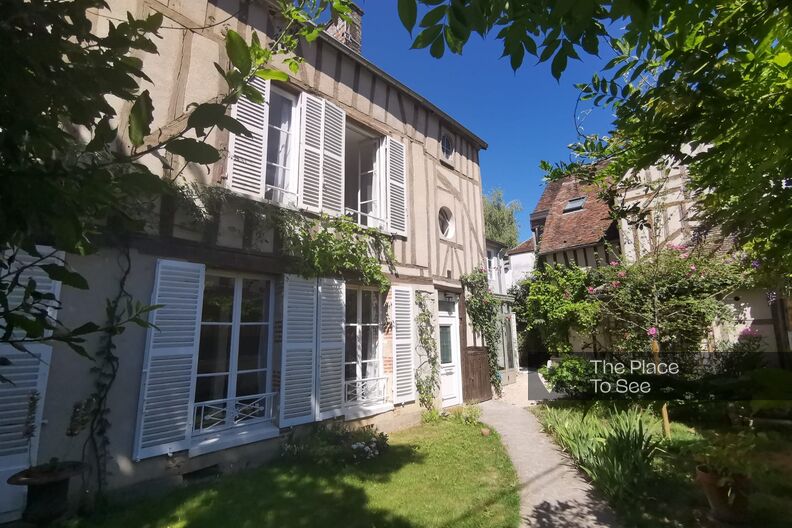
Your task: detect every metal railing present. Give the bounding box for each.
[344,376,387,406]
[345,208,386,230]
[193,391,278,435]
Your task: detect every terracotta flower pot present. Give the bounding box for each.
[7,461,85,525]
[695,464,750,525]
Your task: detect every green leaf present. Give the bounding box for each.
[128,90,153,146]
[255,68,289,82]
[217,115,249,135]
[398,0,417,33]
[420,5,447,28]
[187,103,226,135]
[225,30,251,75]
[412,25,443,49]
[773,51,791,67]
[165,138,221,164]
[40,264,89,289]
[430,32,446,58]
[551,49,567,80]
[86,116,117,152]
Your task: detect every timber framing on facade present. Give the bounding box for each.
[0,2,496,521]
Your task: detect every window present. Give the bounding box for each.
[345,124,384,228]
[487,249,496,279]
[438,207,454,238]
[563,196,586,213]
[440,132,454,162]
[439,325,453,364]
[264,87,299,206]
[344,288,383,405]
[194,274,274,433]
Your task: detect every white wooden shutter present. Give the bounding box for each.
[391,286,415,404]
[298,94,324,212]
[1,248,62,522]
[386,137,408,236]
[321,101,345,215]
[133,259,204,460]
[298,94,346,215]
[315,278,345,420]
[279,275,318,427]
[227,77,270,198]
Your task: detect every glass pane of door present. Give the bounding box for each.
[439,325,453,364]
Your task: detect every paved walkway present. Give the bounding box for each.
[479,373,619,528]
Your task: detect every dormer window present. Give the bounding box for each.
[563,196,586,213]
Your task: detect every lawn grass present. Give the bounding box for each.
[533,401,792,528]
[64,420,520,528]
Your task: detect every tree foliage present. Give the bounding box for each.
[483,189,521,248]
[398,0,792,281]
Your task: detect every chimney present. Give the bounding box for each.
[326,2,363,54]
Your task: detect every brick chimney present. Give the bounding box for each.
[325,2,363,54]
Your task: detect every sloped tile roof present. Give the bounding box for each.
[508,237,535,255]
[532,176,615,256]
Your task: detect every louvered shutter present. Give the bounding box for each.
[133,259,204,460]
[279,275,318,427]
[386,137,408,236]
[320,101,345,215]
[316,278,345,420]
[227,77,270,198]
[391,287,415,404]
[298,94,324,212]
[298,94,346,215]
[0,248,62,522]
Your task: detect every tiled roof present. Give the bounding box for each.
[533,176,615,256]
[508,237,535,255]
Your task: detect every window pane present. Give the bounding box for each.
[439,325,453,364]
[361,291,377,324]
[238,325,268,371]
[202,276,234,322]
[236,371,267,397]
[345,326,357,362]
[269,91,293,131]
[266,127,289,168]
[198,325,232,374]
[345,364,357,382]
[195,374,228,403]
[361,361,377,379]
[241,279,270,322]
[345,289,357,323]
[362,326,378,361]
[265,164,288,192]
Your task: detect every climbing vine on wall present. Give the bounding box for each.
[173,183,396,291]
[460,268,502,397]
[414,291,439,410]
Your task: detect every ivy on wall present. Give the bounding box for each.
[460,268,502,397]
[414,291,439,410]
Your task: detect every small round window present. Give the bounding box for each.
[438,207,454,238]
[440,133,454,161]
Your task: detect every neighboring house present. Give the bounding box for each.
[0,2,492,520]
[485,239,519,384]
[507,237,536,283]
[526,171,791,358]
[530,177,621,268]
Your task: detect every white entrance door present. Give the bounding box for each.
[0,345,51,523]
[437,295,461,407]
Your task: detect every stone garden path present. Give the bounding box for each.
[478,371,620,528]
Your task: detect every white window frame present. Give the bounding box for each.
[264,86,301,208]
[192,271,277,447]
[343,286,388,415]
[344,124,387,230]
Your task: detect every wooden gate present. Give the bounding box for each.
[458,295,492,403]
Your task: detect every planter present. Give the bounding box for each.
[7,461,85,525]
[695,464,750,525]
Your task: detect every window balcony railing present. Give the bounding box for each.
[344,376,387,406]
[193,391,278,435]
[345,208,386,231]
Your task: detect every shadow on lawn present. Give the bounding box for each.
[78,445,424,528]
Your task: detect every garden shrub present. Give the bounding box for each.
[281,422,388,465]
[421,409,443,424]
[539,356,597,397]
[448,404,481,426]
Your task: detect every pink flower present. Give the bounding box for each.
[679,253,689,259]
[617,271,626,278]
[647,327,658,337]
[609,261,619,267]
[611,281,621,288]
[587,286,595,294]
[739,327,760,339]
[690,264,697,271]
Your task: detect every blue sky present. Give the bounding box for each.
[359,2,614,242]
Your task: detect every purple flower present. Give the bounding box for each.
[739,327,760,339]
[751,260,761,269]
[647,327,658,337]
